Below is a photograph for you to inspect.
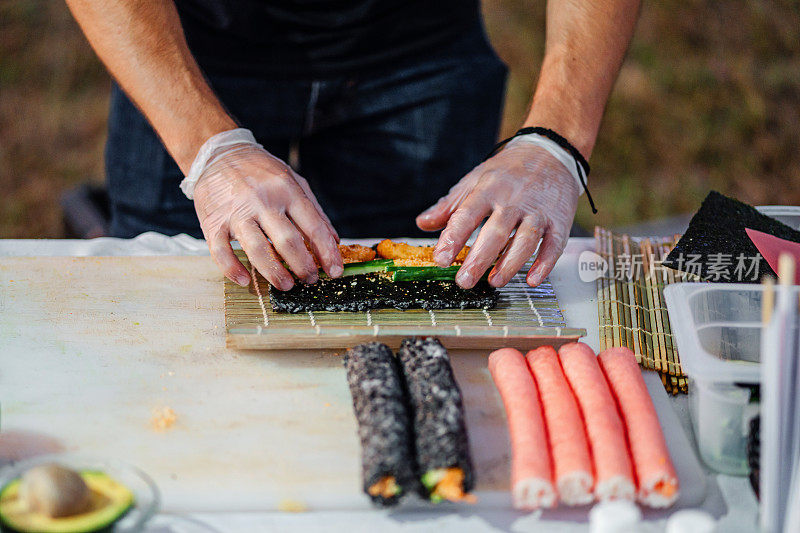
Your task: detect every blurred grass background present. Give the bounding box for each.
[0,0,798,237]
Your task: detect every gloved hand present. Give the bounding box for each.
[416,139,579,289]
[185,130,342,290]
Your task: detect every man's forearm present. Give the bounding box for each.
[524,0,641,158]
[66,0,237,172]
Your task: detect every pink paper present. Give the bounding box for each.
[745,228,800,284]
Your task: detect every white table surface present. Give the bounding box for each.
[0,234,760,532]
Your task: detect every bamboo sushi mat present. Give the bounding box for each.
[225,249,585,350]
[595,227,701,395]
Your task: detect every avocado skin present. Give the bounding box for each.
[0,471,133,533]
[0,521,117,533]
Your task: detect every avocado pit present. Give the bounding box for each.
[19,464,90,518]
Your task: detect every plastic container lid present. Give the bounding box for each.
[664,282,765,384]
[755,205,800,231]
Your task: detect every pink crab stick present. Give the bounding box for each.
[527,346,594,505]
[598,347,679,507]
[558,342,635,501]
[488,348,556,509]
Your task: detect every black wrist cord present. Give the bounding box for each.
[485,126,597,214]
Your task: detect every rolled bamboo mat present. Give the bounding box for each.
[595,227,701,394]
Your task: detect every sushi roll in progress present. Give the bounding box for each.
[397,337,476,503]
[343,342,417,506]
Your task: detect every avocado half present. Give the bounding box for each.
[0,471,134,533]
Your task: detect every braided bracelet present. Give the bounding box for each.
[486,126,597,214]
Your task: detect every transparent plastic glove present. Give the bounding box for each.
[192,141,342,290]
[416,140,579,289]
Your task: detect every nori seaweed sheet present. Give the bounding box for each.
[270,274,498,313]
[343,342,417,506]
[396,337,475,498]
[663,191,800,282]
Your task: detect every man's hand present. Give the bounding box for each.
[417,142,578,289]
[418,0,640,288]
[194,144,342,290]
[65,1,343,288]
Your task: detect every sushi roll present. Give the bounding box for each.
[397,337,476,503]
[343,342,417,506]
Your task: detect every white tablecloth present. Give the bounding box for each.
[0,234,759,532]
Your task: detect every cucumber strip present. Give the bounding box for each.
[421,469,447,490]
[389,266,461,282]
[389,265,493,283]
[341,259,394,277]
[317,259,394,279]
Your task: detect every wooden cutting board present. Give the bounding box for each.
[0,257,705,516]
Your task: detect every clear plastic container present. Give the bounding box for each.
[662,205,800,475]
[756,205,800,231]
[664,282,770,475]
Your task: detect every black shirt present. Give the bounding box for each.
[175,0,482,78]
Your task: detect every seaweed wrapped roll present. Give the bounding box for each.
[397,337,476,503]
[343,342,417,506]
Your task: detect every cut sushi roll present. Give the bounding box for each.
[343,342,417,506]
[397,337,476,503]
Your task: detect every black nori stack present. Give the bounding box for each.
[397,337,475,499]
[663,191,800,282]
[270,275,498,313]
[343,342,417,506]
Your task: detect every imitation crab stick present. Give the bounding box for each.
[488,348,557,509]
[527,346,594,505]
[558,342,636,501]
[599,347,679,508]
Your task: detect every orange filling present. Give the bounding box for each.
[375,240,470,264]
[392,258,464,267]
[305,242,376,267]
[367,477,400,499]
[338,244,376,264]
[432,468,477,503]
